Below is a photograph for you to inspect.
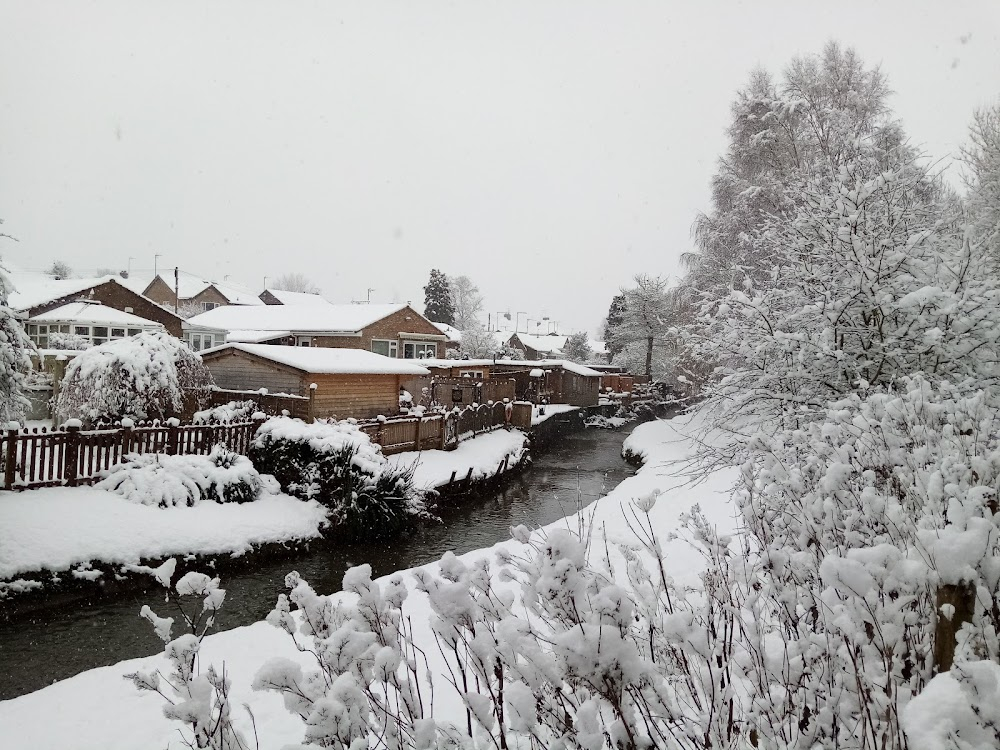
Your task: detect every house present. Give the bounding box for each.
[507,333,568,360]
[7,267,186,338]
[432,322,462,355]
[258,289,333,306]
[200,343,430,420]
[186,303,449,358]
[24,301,165,349]
[118,272,263,313]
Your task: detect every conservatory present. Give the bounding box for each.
[25,301,165,349]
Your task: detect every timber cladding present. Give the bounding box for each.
[305,306,446,356]
[27,279,184,337]
[201,347,405,421]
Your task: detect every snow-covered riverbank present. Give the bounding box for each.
[0,411,736,748]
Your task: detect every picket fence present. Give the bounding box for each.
[2,402,516,491]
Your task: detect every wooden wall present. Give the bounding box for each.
[203,349,306,395]
[310,373,400,420]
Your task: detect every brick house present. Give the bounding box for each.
[9,272,186,337]
[507,333,568,360]
[119,272,263,313]
[258,289,332,306]
[187,303,449,359]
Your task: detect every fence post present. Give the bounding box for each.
[166,417,180,456]
[120,417,133,458]
[64,421,81,487]
[414,416,423,451]
[308,383,318,423]
[440,415,449,450]
[4,423,18,490]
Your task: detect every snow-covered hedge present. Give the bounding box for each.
[98,445,277,508]
[249,417,429,540]
[192,400,258,424]
[54,331,213,426]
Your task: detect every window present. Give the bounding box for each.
[459,370,484,379]
[296,336,312,347]
[74,326,89,337]
[93,327,108,339]
[403,342,436,359]
[371,340,398,358]
[201,302,220,311]
[111,328,126,338]
[127,328,141,337]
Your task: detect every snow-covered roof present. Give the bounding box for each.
[263,289,333,306]
[6,270,121,312]
[203,343,431,375]
[433,322,462,342]
[119,272,264,306]
[187,303,421,334]
[30,302,165,328]
[227,329,291,343]
[538,359,603,377]
[412,357,602,377]
[514,333,569,355]
[589,339,608,355]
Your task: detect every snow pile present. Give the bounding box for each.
[250,416,430,539]
[0,487,328,582]
[97,445,277,507]
[386,429,528,489]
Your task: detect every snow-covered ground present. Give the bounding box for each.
[0,411,737,748]
[531,403,579,424]
[386,428,528,489]
[0,487,328,584]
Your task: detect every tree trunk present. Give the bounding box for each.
[645,336,654,378]
[934,581,976,672]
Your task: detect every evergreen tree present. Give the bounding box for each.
[0,263,33,422]
[603,294,626,357]
[422,269,454,325]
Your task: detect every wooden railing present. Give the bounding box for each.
[1,417,263,491]
[358,401,512,455]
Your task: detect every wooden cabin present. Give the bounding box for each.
[200,344,430,420]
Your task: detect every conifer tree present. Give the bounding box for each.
[422,269,455,325]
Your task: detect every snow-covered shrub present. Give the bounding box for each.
[249,416,429,540]
[193,400,258,424]
[0,264,34,423]
[98,445,275,507]
[47,331,90,350]
[54,331,214,425]
[126,568,249,750]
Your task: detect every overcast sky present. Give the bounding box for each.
[1,1,998,337]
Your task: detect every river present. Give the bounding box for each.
[0,422,636,700]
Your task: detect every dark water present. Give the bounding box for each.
[0,424,635,700]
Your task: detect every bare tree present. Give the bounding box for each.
[48,260,73,279]
[271,273,320,294]
[448,275,484,330]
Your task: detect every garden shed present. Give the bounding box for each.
[200,343,430,420]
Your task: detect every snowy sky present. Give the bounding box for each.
[1,1,998,337]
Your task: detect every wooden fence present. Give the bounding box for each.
[2,418,262,490]
[2,401,523,490]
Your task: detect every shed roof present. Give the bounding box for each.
[202,343,431,375]
[187,302,432,334]
[414,357,603,377]
[31,302,166,328]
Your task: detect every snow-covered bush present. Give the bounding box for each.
[54,331,214,425]
[249,416,429,540]
[193,400,258,424]
[126,568,249,750]
[47,331,90,350]
[0,264,34,423]
[98,445,276,507]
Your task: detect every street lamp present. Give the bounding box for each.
[516,311,527,333]
[153,254,162,277]
[494,311,511,332]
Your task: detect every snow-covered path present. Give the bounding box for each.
[0,412,738,749]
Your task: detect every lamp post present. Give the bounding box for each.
[516,311,527,333]
[153,254,162,277]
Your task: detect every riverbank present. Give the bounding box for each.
[0,410,737,748]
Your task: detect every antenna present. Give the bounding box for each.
[367,288,375,303]
[154,254,162,276]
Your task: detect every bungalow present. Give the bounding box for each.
[118,272,263,313]
[200,344,430,420]
[24,301,165,349]
[187,303,449,359]
[7,267,186,338]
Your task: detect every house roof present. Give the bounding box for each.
[262,289,333,306]
[227,329,291,343]
[433,322,463,342]
[119,272,264,306]
[6,270,122,312]
[413,357,603,377]
[31,301,166,328]
[202,343,431,375]
[513,333,569,354]
[186,302,432,335]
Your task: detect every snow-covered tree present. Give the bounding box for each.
[54,331,213,425]
[448,274,484,330]
[47,260,72,279]
[560,331,592,363]
[607,275,673,378]
[271,272,320,294]
[0,263,34,422]
[603,293,626,358]
[457,324,498,358]
[422,268,455,325]
[961,101,1000,264]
